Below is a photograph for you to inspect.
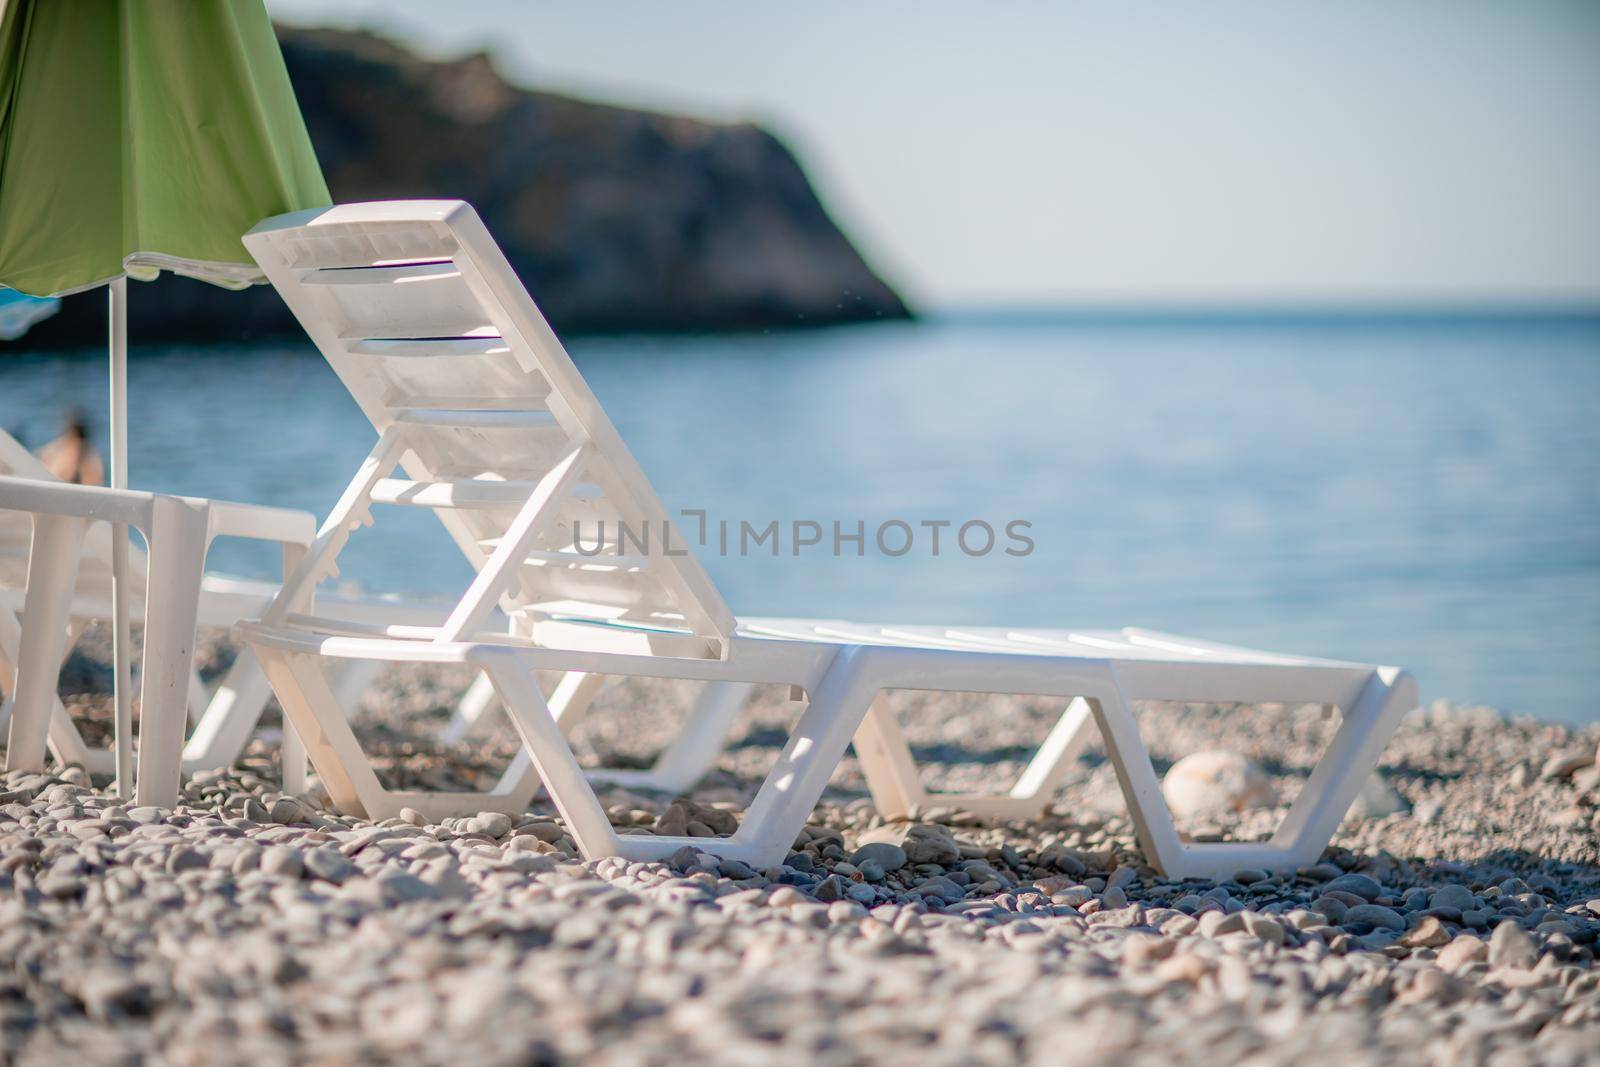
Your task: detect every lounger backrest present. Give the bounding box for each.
[244,201,734,657]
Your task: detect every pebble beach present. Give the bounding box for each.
[4,640,1599,1066]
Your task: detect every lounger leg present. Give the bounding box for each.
[1008,696,1098,801]
[275,658,381,793]
[483,650,873,868]
[44,625,96,773]
[483,658,620,859]
[254,649,383,819]
[0,613,101,773]
[329,657,384,711]
[853,692,924,819]
[0,609,92,768]
[280,719,308,795]
[182,646,366,783]
[186,670,209,728]
[586,680,755,794]
[0,607,23,734]
[444,668,607,747]
[249,646,545,824]
[854,692,1102,824]
[493,671,608,800]
[5,515,86,772]
[732,648,878,867]
[1267,668,1418,863]
[133,498,208,807]
[181,648,275,772]
[109,521,136,797]
[547,671,605,726]
[440,672,502,743]
[0,631,10,738]
[0,608,34,737]
[1081,671,1422,880]
[1080,676,1186,876]
[643,681,755,793]
[48,620,99,770]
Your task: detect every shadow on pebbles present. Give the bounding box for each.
[2,663,1599,1067]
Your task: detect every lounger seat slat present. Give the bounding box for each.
[279,613,522,645]
[340,322,501,341]
[516,603,689,628]
[370,478,535,508]
[300,262,461,286]
[320,257,495,339]
[527,564,668,610]
[347,338,512,359]
[391,409,561,431]
[522,550,652,573]
[547,495,629,533]
[478,534,622,553]
[384,393,551,411]
[368,477,615,517]
[265,212,460,270]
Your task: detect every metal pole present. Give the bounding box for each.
[108,277,134,798]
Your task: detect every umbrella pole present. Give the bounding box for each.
[108,277,134,798]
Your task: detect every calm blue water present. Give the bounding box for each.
[2,313,1597,722]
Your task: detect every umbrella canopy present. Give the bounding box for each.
[0,0,330,297]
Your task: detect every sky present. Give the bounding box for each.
[267,0,1600,312]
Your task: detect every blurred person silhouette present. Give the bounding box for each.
[36,409,104,485]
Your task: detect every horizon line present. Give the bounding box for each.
[921,301,1600,327]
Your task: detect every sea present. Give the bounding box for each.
[2,312,1596,723]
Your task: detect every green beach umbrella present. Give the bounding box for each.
[0,0,328,789]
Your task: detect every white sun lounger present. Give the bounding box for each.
[238,200,1417,879]
[0,429,443,784]
[0,429,315,778]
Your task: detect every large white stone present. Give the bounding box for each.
[1161,750,1275,821]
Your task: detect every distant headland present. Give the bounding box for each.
[7,25,909,348]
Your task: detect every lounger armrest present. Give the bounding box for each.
[0,474,149,526]
[204,500,317,548]
[0,476,316,550]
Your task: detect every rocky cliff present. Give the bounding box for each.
[9,26,908,347]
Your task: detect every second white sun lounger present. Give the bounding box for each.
[0,430,316,779]
[0,429,445,783]
[239,200,1417,879]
